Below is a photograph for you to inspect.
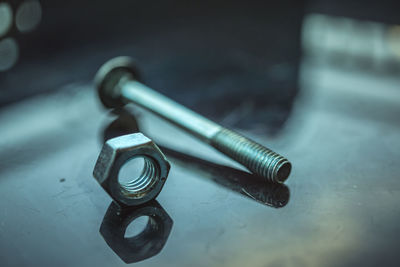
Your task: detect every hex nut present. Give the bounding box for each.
[93,133,170,206]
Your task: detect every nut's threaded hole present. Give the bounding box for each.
[118,156,160,198]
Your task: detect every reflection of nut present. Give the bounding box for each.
[93,133,170,206]
[100,200,173,263]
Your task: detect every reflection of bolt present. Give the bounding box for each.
[95,57,292,183]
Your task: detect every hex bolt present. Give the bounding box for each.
[95,57,292,183]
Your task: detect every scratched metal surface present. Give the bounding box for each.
[1,62,400,267]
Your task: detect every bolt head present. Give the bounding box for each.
[94,56,140,109]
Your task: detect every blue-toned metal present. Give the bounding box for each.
[95,57,291,183]
[93,133,171,206]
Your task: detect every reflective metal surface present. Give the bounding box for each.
[0,61,400,266]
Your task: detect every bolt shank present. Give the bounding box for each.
[121,80,222,142]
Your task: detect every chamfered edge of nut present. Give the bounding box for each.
[93,133,171,206]
[93,133,154,185]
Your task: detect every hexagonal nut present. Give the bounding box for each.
[93,133,170,206]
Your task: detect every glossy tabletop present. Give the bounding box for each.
[0,63,399,267]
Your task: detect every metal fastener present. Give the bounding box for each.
[94,57,292,183]
[93,133,171,206]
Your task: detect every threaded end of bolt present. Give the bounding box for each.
[211,129,291,183]
[275,160,291,183]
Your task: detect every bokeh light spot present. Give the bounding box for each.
[0,38,19,71]
[16,0,42,33]
[0,3,13,37]
[387,25,400,59]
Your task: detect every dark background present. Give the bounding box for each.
[2,0,400,131]
[2,0,306,134]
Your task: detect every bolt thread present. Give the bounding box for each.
[211,129,291,183]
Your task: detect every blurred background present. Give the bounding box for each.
[1,0,400,132]
[1,1,400,266]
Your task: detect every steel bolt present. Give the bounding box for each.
[95,57,292,183]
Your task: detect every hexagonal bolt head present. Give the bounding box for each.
[93,133,171,206]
